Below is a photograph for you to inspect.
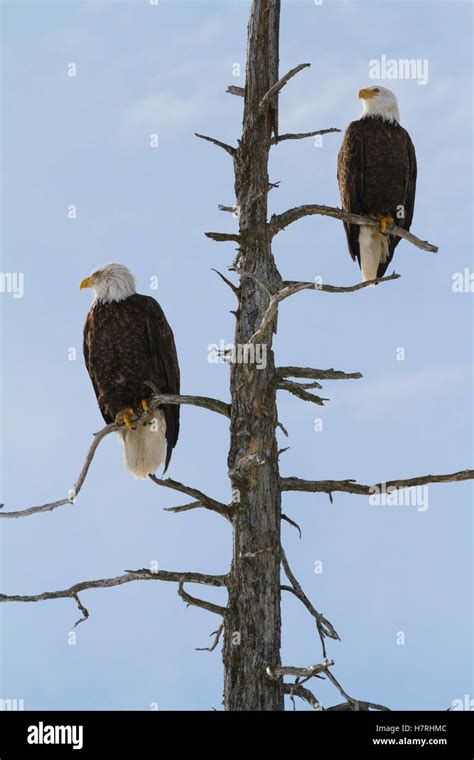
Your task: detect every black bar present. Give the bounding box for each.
[0,710,473,757]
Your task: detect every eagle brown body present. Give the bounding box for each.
[83,293,180,472]
[338,115,417,278]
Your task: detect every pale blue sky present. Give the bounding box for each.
[0,0,472,710]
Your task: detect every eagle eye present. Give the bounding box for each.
[373,88,380,93]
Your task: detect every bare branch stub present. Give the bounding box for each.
[211,268,239,297]
[205,232,241,244]
[281,469,474,496]
[195,132,236,157]
[226,85,244,97]
[269,203,439,252]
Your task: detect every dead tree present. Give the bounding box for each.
[0,0,471,712]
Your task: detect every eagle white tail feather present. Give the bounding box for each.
[358,226,390,284]
[117,410,167,479]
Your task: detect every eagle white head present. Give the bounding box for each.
[359,86,400,124]
[80,262,136,303]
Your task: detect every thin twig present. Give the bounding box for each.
[281,513,302,539]
[280,546,340,658]
[149,475,231,521]
[164,501,205,514]
[178,580,226,616]
[271,127,340,145]
[245,274,399,346]
[0,423,117,519]
[269,204,438,252]
[277,380,328,406]
[258,63,310,113]
[283,683,322,710]
[196,623,224,652]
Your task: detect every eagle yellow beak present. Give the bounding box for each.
[80,276,94,291]
[358,88,377,100]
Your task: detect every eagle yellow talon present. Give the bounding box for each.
[379,215,394,234]
[141,398,150,413]
[115,408,135,429]
[369,213,394,235]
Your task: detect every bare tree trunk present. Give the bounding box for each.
[223,0,284,711]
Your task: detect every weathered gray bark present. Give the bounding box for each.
[222,0,284,711]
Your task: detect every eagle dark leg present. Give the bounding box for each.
[115,408,135,430]
[369,212,394,235]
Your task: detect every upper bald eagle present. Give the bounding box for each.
[337,86,417,282]
[81,262,180,478]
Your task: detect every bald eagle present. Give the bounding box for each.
[80,263,180,478]
[337,86,417,282]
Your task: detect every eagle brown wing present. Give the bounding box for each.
[142,295,180,472]
[380,127,417,276]
[337,121,365,265]
[83,310,113,424]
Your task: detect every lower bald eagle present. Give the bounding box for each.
[81,262,180,478]
[337,86,417,282]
